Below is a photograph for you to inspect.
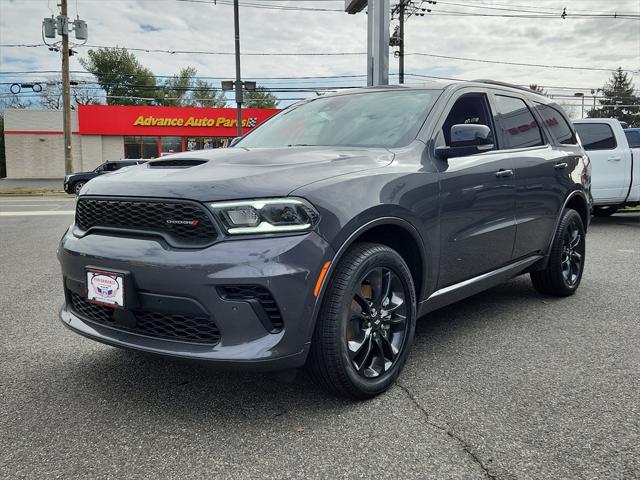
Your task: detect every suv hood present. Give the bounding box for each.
[83,146,394,201]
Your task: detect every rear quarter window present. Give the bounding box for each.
[575,123,617,150]
[534,103,577,145]
[625,130,640,148]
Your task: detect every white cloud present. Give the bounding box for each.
[1,0,638,108]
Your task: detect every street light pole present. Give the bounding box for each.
[233,0,243,137]
[574,92,585,118]
[60,0,73,175]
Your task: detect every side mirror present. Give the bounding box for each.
[436,124,494,160]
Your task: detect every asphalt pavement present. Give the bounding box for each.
[1,197,638,479]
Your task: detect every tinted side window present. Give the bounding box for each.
[441,93,495,148]
[534,103,577,145]
[574,123,617,150]
[104,163,120,171]
[494,95,544,149]
[625,130,640,148]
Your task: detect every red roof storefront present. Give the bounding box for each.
[78,104,279,157]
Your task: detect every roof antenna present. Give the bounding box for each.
[561,7,567,19]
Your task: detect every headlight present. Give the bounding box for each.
[208,198,319,235]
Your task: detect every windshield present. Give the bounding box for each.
[237,89,441,149]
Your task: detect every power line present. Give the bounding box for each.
[1,44,636,73]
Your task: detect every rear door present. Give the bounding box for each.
[435,90,517,287]
[499,99,579,257]
[574,122,631,203]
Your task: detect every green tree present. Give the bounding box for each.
[587,67,640,127]
[162,67,226,107]
[243,87,279,108]
[79,48,160,105]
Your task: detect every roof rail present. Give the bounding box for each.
[471,79,539,94]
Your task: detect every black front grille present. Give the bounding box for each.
[71,292,115,324]
[75,198,218,246]
[70,292,220,345]
[218,285,283,332]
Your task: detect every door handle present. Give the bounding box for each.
[554,162,568,170]
[608,156,622,162]
[495,169,514,178]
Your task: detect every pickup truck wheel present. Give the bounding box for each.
[73,181,85,195]
[531,209,585,297]
[307,242,416,399]
[593,206,618,217]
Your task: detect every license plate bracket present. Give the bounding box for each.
[86,268,126,308]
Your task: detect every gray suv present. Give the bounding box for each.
[58,81,591,398]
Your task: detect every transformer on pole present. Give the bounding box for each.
[345,0,389,87]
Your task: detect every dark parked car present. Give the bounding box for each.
[63,160,148,195]
[58,81,591,398]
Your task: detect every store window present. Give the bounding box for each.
[124,136,159,159]
[186,137,228,151]
[161,136,183,155]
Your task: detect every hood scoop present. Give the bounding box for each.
[147,158,208,169]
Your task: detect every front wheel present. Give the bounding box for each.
[531,208,586,296]
[307,243,417,399]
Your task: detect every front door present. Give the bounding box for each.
[436,92,517,288]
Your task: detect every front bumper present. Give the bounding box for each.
[58,227,334,369]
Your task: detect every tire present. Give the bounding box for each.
[307,242,417,399]
[593,206,618,217]
[74,181,85,195]
[531,208,586,296]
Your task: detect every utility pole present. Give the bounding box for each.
[233,0,243,137]
[42,2,87,176]
[398,0,405,84]
[367,0,390,86]
[60,0,73,175]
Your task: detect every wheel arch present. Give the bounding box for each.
[565,190,590,231]
[306,217,430,344]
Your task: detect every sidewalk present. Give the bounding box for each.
[0,178,64,193]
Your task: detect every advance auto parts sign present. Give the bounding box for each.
[78,105,280,136]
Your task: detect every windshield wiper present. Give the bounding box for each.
[287,144,318,147]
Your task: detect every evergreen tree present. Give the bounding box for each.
[587,67,640,127]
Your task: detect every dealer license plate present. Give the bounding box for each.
[86,269,125,308]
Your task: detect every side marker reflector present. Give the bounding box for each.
[314,261,331,297]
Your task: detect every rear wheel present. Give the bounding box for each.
[593,206,618,217]
[531,208,585,296]
[74,181,85,195]
[307,243,416,399]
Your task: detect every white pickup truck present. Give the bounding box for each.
[574,118,640,216]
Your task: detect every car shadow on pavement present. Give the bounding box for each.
[590,212,640,227]
[53,277,546,423]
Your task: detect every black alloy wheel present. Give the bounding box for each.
[531,208,586,296]
[347,267,409,378]
[308,242,416,399]
[560,218,584,287]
